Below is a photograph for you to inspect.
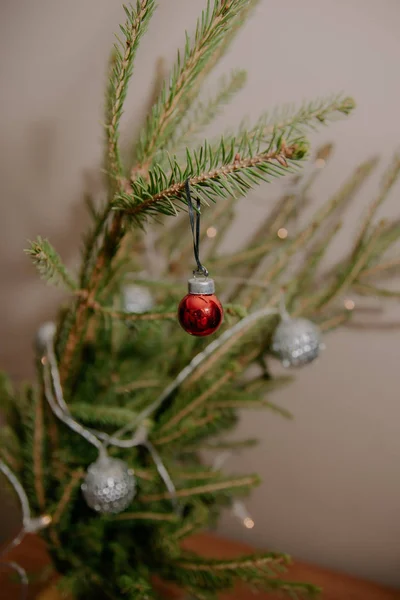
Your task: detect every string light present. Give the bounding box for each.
[244,517,255,529]
[277,228,288,240]
[206,226,217,238]
[344,298,355,311]
[232,500,255,530]
[25,514,52,532]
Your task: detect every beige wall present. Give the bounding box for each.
[0,0,399,587]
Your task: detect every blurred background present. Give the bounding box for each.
[0,0,399,588]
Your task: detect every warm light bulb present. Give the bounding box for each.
[206,226,217,238]
[277,228,288,239]
[42,514,52,527]
[315,158,326,169]
[244,517,255,529]
[344,298,355,311]
[25,514,52,533]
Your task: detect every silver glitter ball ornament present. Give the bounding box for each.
[272,317,323,368]
[81,455,136,514]
[123,284,154,314]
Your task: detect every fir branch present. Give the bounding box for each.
[252,94,355,142]
[140,474,260,501]
[170,552,320,598]
[134,0,256,172]
[154,414,217,446]
[70,403,139,429]
[319,313,350,332]
[175,553,290,573]
[183,326,268,389]
[25,237,77,290]
[262,579,321,599]
[118,573,158,600]
[153,1,260,165]
[244,157,378,306]
[46,410,64,481]
[316,220,387,311]
[115,511,178,522]
[203,204,236,261]
[242,374,294,394]
[59,2,156,381]
[353,282,400,298]
[215,151,325,271]
[99,306,176,322]
[168,69,247,151]
[217,152,330,301]
[351,152,400,260]
[15,385,40,508]
[360,257,400,278]
[117,136,308,224]
[134,469,156,481]
[214,238,277,269]
[183,438,259,452]
[105,0,156,187]
[158,371,233,433]
[116,379,161,394]
[174,469,222,481]
[0,426,21,471]
[0,373,15,423]
[210,397,293,419]
[49,527,61,549]
[79,203,111,288]
[74,288,177,322]
[166,552,321,599]
[364,220,400,264]
[286,221,343,307]
[33,392,46,510]
[51,469,85,526]
[173,503,210,540]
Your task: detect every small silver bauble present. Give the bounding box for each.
[34,321,56,354]
[123,284,154,314]
[272,317,323,368]
[81,454,136,514]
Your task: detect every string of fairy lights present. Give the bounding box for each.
[1,151,359,594]
[2,305,291,596]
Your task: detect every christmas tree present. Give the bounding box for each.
[1,1,400,599]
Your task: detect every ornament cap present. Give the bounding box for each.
[188,277,215,295]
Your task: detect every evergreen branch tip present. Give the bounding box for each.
[25,236,77,290]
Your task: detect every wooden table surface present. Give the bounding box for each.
[1,533,399,600]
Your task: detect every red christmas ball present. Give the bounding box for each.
[178,293,223,337]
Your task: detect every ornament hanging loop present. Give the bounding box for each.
[185,179,208,278]
[193,266,209,278]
